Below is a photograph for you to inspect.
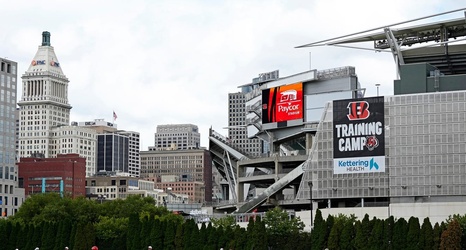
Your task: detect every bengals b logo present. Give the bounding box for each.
[347,101,370,120]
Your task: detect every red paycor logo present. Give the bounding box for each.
[347,101,370,120]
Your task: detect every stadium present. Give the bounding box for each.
[209,9,466,228]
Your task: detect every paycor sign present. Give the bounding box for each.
[333,97,385,174]
[262,82,303,124]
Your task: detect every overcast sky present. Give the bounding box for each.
[1,1,465,149]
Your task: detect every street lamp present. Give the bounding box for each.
[308,181,313,229]
[97,194,106,204]
[375,84,381,96]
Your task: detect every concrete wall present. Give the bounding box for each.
[295,202,466,231]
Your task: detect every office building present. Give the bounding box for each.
[228,91,262,157]
[97,133,129,173]
[77,119,141,177]
[50,125,97,176]
[117,130,141,177]
[18,153,86,198]
[151,124,200,150]
[85,175,163,205]
[0,57,24,217]
[17,31,97,176]
[140,148,212,202]
[18,31,71,158]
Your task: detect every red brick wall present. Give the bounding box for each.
[18,154,86,198]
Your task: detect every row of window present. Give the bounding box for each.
[157,126,198,132]
[0,62,14,74]
[0,196,19,207]
[0,183,15,194]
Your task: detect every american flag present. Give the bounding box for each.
[113,111,118,120]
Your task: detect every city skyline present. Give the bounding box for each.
[1,1,465,149]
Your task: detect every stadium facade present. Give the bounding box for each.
[209,11,466,225]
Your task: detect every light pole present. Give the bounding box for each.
[308,181,313,229]
[97,194,106,204]
[376,83,381,96]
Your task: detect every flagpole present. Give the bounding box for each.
[113,111,117,124]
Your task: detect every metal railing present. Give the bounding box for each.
[187,211,296,224]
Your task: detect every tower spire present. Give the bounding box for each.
[42,31,51,46]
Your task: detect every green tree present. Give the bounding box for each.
[6,220,19,250]
[15,222,27,250]
[433,222,442,250]
[126,213,141,250]
[368,219,384,249]
[205,222,218,250]
[311,209,327,250]
[326,214,335,246]
[55,218,72,250]
[175,222,184,250]
[31,223,43,249]
[233,225,247,250]
[353,220,366,250]
[95,216,128,249]
[101,195,162,219]
[189,221,201,250]
[406,217,420,250]
[383,216,395,250]
[151,219,165,249]
[327,218,343,250]
[210,215,236,230]
[224,225,236,250]
[440,219,462,250]
[252,217,268,250]
[245,218,256,250]
[164,220,176,250]
[392,218,408,249]
[41,222,57,250]
[199,223,208,249]
[69,222,77,249]
[263,206,304,249]
[0,220,7,249]
[419,217,433,250]
[140,216,154,249]
[12,193,65,224]
[73,222,96,250]
[24,223,35,250]
[340,219,355,250]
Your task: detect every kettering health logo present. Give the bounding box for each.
[337,158,379,172]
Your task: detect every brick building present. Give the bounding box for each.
[18,154,86,198]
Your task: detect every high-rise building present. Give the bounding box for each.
[0,57,24,217]
[17,31,97,176]
[151,124,200,150]
[140,148,212,202]
[18,31,72,158]
[77,119,141,177]
[49,125,97,176]
[97,133,129,173]
[117,131,141,177]
[228,91,262,157]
